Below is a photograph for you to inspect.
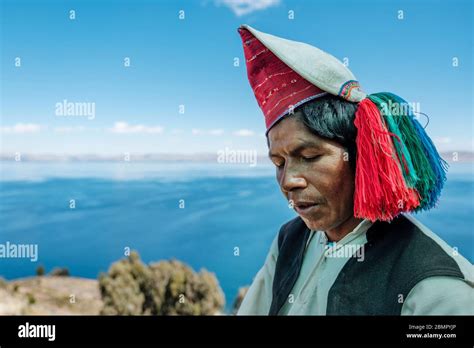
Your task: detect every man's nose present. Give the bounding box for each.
[280,165,307,193]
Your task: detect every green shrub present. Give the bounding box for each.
[36,265,45,276]
[147,259,225,315]
[99,251,150,315]
[49,268,70,277]
[99,251,225,315]
[27,293,36,304]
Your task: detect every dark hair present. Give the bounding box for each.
[295,94,358,170]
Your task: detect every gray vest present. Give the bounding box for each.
[268,215,465,315]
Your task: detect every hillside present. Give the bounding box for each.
[0,276,102,315]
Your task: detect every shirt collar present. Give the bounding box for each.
[312,219,373,248]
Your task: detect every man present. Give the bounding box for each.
[236,25,473,315]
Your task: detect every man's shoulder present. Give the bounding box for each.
[368,214,473,285]
[328,215,472,315]
[402,214,474,284]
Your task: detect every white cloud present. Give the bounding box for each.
[209,129,225,136]
[215,0,280,16]
[192,129,225,136]
[109,122,164,134]
[433,137,474,152]
[54,126,86,133]
[434,137,452,144]
[0,123,43,134]
[233,129,255,137]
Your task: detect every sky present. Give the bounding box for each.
[1,0,472,155]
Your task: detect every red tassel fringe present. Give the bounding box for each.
[354,98,420,221]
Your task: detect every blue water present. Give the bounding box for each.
[0,161,473,311]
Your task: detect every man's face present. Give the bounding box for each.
[268,113,355,232]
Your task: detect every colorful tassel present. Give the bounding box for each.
[353,98,420,222]
[381,92,448,210]
[368,94,419,188]
[368,92,448,210]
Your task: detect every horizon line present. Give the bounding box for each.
[1,151,473,163]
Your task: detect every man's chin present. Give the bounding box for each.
[300,216,326,232]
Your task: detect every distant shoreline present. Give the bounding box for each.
[0,151,473,163]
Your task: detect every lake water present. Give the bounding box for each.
[0,161,472,311]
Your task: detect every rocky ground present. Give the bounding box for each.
[0,276,103,315]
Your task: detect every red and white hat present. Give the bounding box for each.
[238,24,366,131]
[238,24,448,222]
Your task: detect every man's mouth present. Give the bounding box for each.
[293,201,320,216]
